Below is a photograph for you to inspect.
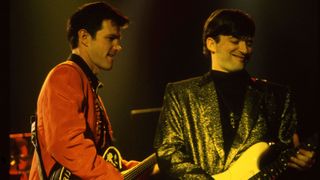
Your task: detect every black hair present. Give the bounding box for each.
[202,9,255,55]
[67,1,129,49]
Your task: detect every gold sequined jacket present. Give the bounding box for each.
[153,72,297,179]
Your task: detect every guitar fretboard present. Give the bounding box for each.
[123,153,157,180]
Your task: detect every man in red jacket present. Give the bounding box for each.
[29,2,140,179]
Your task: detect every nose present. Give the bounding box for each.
[114,44,122,51]
[238,41,250,54]
[113,40,122,52]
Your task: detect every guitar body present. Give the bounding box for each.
[213,142,269,180]
[102,146,123,171]
[51,146,122,180]
[213,133,318,180]
[52,146,156,180]
[102,146,157,180]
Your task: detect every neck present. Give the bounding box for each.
[71,48,100,75]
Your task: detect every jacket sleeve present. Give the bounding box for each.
[278,87,298,144]
[153,83,214,180]
[39,64,122,179]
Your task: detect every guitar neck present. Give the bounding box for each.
[122,153,157,180]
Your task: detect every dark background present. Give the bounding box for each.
[3,0,319,178]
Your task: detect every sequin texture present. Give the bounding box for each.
[153,72,297,179]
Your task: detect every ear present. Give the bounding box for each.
[206,37,217,53]
[78,29,90,47]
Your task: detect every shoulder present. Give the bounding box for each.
[250,77,291,97]
[165,75,205,94]
[42,61,90,95]
[49,61,83,77]
[167,71,212,88]
[46,61,86,83]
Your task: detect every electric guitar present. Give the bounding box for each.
[50,146,157,180]
[213,134,318,180]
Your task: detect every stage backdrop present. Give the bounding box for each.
[9,0,319,177]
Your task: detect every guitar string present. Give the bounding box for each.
[125,159,156,179]
[124,155,157,179]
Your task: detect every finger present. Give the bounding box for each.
[126,160,140,169]
[290,156,314,170]
[290,156,305,167]
[151,164,160,175]
[295,153,310,164]
[121,159,130,169]
[298,149,315,159]
[295,150,316,167]
[293,133,300,148]
[288,161,303,171]
[122,159,128,164]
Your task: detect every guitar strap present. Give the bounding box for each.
[30,105,82,180]
[30,114,48,180]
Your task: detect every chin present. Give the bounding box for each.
[235,64,245,70]
[229,67,244,72]
[104,67,113,71]
[100,65,113,71]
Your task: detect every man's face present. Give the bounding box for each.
[87,19,122,72]
[210,35,253,72]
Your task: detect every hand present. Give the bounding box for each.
[288,133,316,171]
[121,159,140,170]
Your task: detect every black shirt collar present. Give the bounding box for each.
[210,69,250,82]
[68,54,103,93]
[200,70,250,86]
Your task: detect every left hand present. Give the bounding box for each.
[288,133,316,171]
[121,159,140,170]
[121,159,158,180]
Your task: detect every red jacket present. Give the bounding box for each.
[29,60,122,179]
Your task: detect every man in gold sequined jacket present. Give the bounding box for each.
[153,9,316,179]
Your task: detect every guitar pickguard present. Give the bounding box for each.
[103,146,123,171]
[213,142,270,180]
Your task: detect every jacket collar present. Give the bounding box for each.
[68,54,103,94]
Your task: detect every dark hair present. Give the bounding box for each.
[67,1,129,49]
[202,9,255,55]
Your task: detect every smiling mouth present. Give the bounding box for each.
[107,53,116,59]
[233,54,245,60]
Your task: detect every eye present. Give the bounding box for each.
[105,34,120,42]
[230,38,240,44]
[106,37,116,42]
[245,40,253,47]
